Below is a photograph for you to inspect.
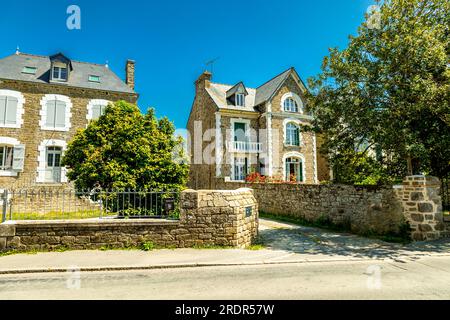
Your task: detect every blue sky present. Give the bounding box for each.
[1,0,374,129]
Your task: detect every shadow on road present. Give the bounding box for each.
[259,221,450,260]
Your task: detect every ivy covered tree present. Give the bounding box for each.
[307,0,450,183]
[62,101,189,191]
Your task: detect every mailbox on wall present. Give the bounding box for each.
[245,206,252,217]
[164,198,175,214]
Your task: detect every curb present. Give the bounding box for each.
[0,258,373,275]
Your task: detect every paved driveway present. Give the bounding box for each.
[259,218,450,261]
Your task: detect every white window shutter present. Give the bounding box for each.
[12,144,25,171]
[5,97,18,125]
[55,101,66,128]
[0,96,6,125]
[92,105,101,120]
[46,100,56,127]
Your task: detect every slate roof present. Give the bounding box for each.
[206,83,257,112]
[254,68,293,106]
[0,52,135,94]
[205,67,305,111]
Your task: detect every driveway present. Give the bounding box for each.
[259,218,450,261]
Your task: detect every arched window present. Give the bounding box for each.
[284,98,298,113]
[285,157,303,182]
[285,123,300,146]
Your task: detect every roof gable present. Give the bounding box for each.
[254,67,307,106]
[226,82,248,98]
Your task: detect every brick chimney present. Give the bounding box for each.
[195,70,212,92]
[125,59,135,90]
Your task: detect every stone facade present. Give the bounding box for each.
[0,62,137,189]
[0,188,259,251]
[187,69,330,190]
[215,176,445,241]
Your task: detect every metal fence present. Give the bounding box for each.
[1,189,180,222]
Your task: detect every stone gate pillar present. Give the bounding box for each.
[398,176,445,241]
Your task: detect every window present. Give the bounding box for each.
[0,146,14,170]
[52,66,68,81]
[284,98,299,112]
[46,100,67,129]
[236,94,245,107]
[0,96,18,125]
[286,123,300,146]
[234,122,247,142]
[88,75,100,83]
[285,157,303,182]
[91,104,107,120]
[234,157,248,181]
[22,66,37,74]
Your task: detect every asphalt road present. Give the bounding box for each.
[0,256,449,300]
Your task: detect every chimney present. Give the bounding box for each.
[195,70,212,91]
[125,59,135,90]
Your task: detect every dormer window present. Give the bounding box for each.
[49,53,72,83]
[52,66,68,81]
[236,93,245,107]
[226,82,248,107]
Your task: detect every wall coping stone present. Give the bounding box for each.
[4,218,180,228]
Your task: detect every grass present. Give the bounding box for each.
[260,212,411,244]
[11,210,114,220]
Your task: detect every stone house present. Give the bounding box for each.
[0,51,138,188]
[187,67,330,189]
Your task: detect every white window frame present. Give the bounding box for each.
[0,90,25,129]
[39,94,72,132]
[283,152,306,182]
[236,93,245,107]
[52,66,68,81]
[285,122,301,146]
[86,99,110,121]
[281,92,303,114]
[283,118,303,147]
[0,137,22,177]
[231,155,250,182]
[36,139,68,183]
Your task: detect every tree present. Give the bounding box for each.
[62,100,189,191]
[307,0,450,182]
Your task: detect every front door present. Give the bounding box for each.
[45,146,62,183]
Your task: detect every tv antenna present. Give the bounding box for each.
[205,57,220,76]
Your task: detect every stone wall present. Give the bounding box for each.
[395,176,445,241]
[0,188,258,252]
[215,176,445,241]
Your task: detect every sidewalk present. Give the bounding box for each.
[0,247,374,274]
[0,218,448,274]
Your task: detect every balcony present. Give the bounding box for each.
[227,141,263,153]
